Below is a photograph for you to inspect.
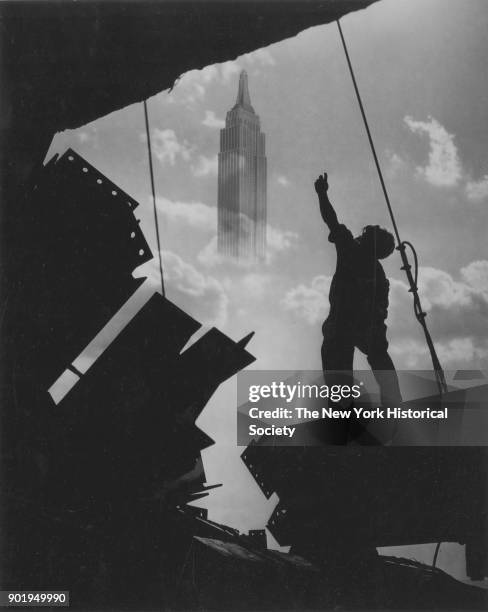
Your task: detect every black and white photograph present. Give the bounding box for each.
[1,0,487,609]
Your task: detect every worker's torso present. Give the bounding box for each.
[327,243,390,331]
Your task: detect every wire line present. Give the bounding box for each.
[144,99,165,296]
[335,19,447,395]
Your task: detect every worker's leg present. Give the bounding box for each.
[352,325,401,444]
[321,320,355,373]
[361,324,402,408]
[321,320,355,443]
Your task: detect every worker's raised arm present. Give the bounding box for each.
[314,172,339,232]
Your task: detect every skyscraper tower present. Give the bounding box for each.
[218,70,267,259]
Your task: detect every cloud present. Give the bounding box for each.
[404,116,462,187]
[246,48,276,67]
[437,337,488,365]
[389,339,429,369]
[150,128,193,166]
[397,118,488,202]
[197,220,298,267]
[170,63,239,108]
[156,197,216,232]
[140,250,228,327]
[385,150,407,179]
[461,260,488,292]
[197,237,226,268]
[192,154,219,177]
[240,273,270,299]
[417,266,472,310]
[282,261,488,369]
[267,225,298,255]
[388,261,488,368]
[169,65,220,106]
[76,125,99,147]
[276,175,290,187]
[390,337,488,369]
[202,110,225,129]
[220,62,242,83]
[414,262,488,315]
[281,275,331,325]
[149,198,297,269]
[390,263,488,327]
[466,175,488,201]
[168,48,275,108]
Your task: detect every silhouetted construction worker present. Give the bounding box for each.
[315,172,402,411]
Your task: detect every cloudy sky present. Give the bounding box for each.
[47,0,488,579]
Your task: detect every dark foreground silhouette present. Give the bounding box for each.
[315,172,402,442]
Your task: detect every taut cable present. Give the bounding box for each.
[336,19,447,395]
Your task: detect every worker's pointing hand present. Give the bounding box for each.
[314,172,329,197]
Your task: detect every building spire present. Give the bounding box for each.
[234,70,254,112]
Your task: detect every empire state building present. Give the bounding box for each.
[218,70,267,259]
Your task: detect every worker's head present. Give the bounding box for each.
[358,225,395,259]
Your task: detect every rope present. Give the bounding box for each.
[432,537,442,568]
[335,19,447,396]
[143,99,165,296]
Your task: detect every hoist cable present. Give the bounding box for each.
[335,19,447,395]
[143,99,165,297]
